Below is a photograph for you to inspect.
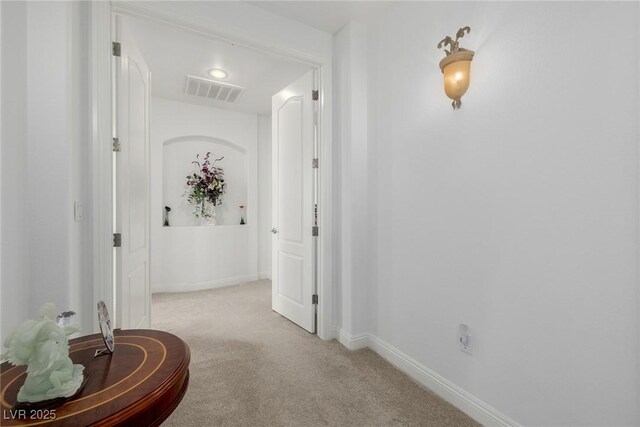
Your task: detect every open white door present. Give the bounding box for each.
[114,16,151,329]
[272,70,317,333]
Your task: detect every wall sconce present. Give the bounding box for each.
[438,27,474,110]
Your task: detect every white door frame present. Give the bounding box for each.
[91,1,334,340]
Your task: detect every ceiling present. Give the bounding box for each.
[123,15,312,115]
[246,1,392,34]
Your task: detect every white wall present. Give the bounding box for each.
[362,2,639,425]
[27,0,72,317]
[257,114,272,279]
[1,1,29,345]
[150,97,259,292]
[1,1,93,343]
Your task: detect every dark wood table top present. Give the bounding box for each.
[1,329,190,426]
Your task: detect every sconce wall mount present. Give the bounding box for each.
[438,26,474,110]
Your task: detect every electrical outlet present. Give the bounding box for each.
[458,323,472,355]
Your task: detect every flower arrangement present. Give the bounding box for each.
[185,152,226,222]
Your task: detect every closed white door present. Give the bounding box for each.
[271,70,317,333]
[114,16,151,329]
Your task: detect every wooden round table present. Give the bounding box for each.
[1,329,190,426]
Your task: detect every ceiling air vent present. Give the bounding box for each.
[184,75,244,103]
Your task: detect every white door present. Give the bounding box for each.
[114,16,151,329]
[272,70,317,333]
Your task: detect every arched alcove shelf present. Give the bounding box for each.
[162,135,248,227]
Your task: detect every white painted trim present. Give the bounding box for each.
[316,63,334,341]
[152,274,259,294]
[336,333,520,427]
[110,2,321,68]
[94,1,334,341]
[91,1,114,333]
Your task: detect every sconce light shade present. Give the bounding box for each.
[440,51,474,109]
[438,27,474,110]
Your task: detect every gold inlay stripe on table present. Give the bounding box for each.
[1,343,148,409]
[0,335,168,426]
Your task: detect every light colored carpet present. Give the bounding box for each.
[152,280,479,427]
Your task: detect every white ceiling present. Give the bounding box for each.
[246,1,392,34]
[123,15,312,115]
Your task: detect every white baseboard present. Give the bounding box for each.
[335,330,520,427]
[152,274,259,293]
[335,328,369,350]
[258,272,272,280]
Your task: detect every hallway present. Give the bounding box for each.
[152,281,478,426]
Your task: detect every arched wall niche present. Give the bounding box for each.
[163,135,248,226]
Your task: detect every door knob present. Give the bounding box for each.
[271,228,278,234]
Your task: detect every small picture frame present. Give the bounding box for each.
[95,301,114,357]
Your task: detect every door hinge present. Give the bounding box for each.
[312,294,318,305]
[312,226,318,236]
[112,137,121,152]
[312,90,319,101]
[112,41,121,57]
[312,158,318,169]
[113,233,122,247]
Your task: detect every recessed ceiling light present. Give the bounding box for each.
[208,68,228,79]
